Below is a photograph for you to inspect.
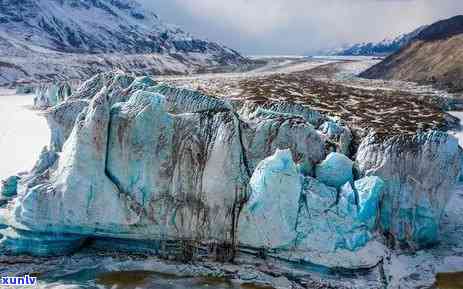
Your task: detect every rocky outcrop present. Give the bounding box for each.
[356,131,461,248]
[1,72,459,266]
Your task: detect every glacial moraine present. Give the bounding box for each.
[162,63,458,140]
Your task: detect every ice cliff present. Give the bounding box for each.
[356,132,461,248]
[33,82,73,109]
[0,72,460,268]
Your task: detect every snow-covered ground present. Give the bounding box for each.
[0,89,49,180]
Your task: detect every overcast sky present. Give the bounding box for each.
[140,0,463,55]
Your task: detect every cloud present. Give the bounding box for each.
[141,0,463,54]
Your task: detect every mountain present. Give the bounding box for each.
[330,25,427,56]
[360,15,463,93]
[0,0,249,85]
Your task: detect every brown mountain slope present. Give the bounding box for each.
[360,16,463,93]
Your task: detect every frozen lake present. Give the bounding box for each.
[0,89,50,180]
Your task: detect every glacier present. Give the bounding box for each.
[0,72,460,269]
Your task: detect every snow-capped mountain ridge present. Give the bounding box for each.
[0,0,248,85]
[0,0,239,55]
[330,25,428,56]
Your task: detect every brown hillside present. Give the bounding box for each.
[361,16,463,92]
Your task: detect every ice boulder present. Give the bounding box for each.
[1,176,20,198]
[315,152,353,189]
[239,149,301,248]
[292,175,387,269]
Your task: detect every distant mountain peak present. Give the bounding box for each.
[327,25,428,57]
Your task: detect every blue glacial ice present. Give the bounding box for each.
[239,149,301,249]
[315,152,353,189]
[240,149,386,261]
[0,227,85,256]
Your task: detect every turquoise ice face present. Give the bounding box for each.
[239,149,302,249]
[296,175,384,253]
[355,176,385,230]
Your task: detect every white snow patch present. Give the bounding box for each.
[0,89,50,180]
